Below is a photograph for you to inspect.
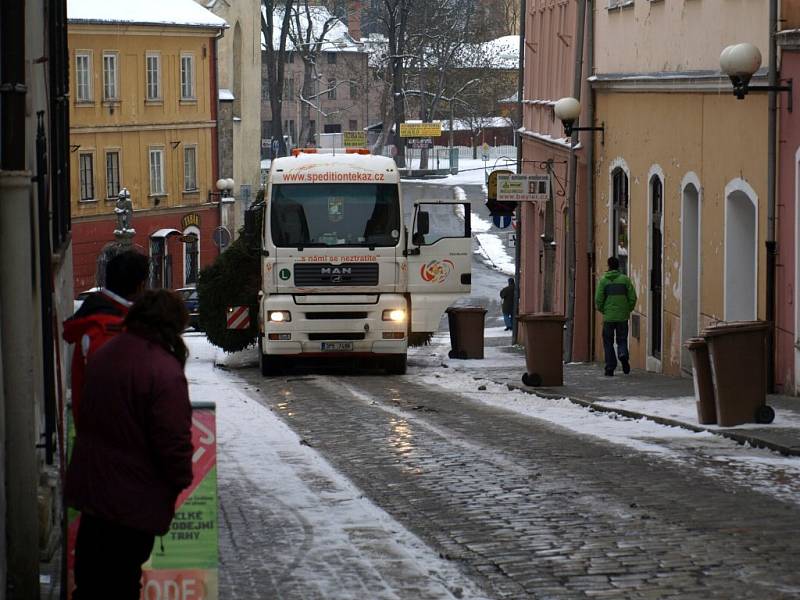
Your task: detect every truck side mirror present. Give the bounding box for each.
[243,202,264,250]
[416,211,430,236]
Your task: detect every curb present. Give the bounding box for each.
[499,380,800,457]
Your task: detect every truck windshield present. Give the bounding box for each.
[270,183,401,248]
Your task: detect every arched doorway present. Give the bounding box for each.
[724,181,757,321]
[611,165,629,274]
[648,170,664,367]
[680,176,701,373]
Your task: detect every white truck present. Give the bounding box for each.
[257,149,471,375]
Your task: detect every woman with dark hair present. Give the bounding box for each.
[66,290,194,600]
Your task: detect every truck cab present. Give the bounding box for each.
[258,150,470,375]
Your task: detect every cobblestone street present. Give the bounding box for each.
[217,363,800,599]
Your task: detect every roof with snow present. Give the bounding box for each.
[457,35,519,70]
[261,5,362,53]
[67,0,227,28]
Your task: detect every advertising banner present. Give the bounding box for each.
[408,137,433,149]
[497,174,550,202]
[399,122,442,138]
[66,403,218,600]
[343,131,367,147]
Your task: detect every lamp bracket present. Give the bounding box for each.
[569,122,606,146]
[745,79,793,113]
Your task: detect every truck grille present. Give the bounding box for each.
[294,263,379,286]
[306,312,368,320]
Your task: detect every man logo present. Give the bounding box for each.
[320,267,352,275]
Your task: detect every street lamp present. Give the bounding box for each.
[719,42,792,110]
[209,178,235,203]
[554,97,605,143]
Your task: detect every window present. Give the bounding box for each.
[146,53,161,100]
[181,53,195,100]
[105,151,120,198]
[349,119,358,131]
[102,52,118,101]
[327,52,337,64]
[413,202,470,245]
[327,78,336,100]
[75,52,92,102]
[350,81,358,99]
[284,78,294,100]
[183,146,197,191]
[612,167,629,274]
[79,153,95,201]
[149,148,165,195]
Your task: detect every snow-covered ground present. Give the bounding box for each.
[185,333,490,599]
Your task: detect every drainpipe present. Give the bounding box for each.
[766,0,777,392]
[564,0,586,362]
[512,0,526,345]
[586,0,596,361]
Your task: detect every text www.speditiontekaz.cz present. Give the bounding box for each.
[282,172,386,182]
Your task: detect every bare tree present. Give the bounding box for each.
[262,0,295,157]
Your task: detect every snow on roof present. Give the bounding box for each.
[441,117,514,131]
[261,5,362,53]
[219,88,234,101]
[67,0,227,28]
[457,35,519,70]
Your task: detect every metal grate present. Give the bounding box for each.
[294,263,379,286]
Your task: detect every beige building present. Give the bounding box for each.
[591,0,769,376]
[203,0,263,227]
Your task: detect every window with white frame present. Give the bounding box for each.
[79,153,95,201]
[149,147,165,195]
[183,146,198,191]
[180,53,195,100]
[105,150,121,198]
[75,52,92,102]
[146,53,161,101]
[183,227,200,286]
[102,52,118,101]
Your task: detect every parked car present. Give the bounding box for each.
[176,287,201,330]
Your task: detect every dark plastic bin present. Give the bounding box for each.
[684,337,717,424]
[702,320,775,426]
[446,307,486,359]
[518,313,566,386]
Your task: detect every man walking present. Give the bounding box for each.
[595,256,637,376]
[500,277,515,331]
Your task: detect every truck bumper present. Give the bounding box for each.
[260,294,408,356]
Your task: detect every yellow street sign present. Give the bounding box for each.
[343,131,367,147]
[399,122,442,138]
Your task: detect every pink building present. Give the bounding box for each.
[519,0,592,360]
[776,12,800,394]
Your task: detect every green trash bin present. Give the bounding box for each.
[518,313,566,386]
[446,307,486,359]
[702,321,775,426]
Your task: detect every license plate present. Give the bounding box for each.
[321,342,353,352]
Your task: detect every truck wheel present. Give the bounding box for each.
[385,354,407,375]
[259,338,283,376]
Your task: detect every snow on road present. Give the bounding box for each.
[184,333,490,600]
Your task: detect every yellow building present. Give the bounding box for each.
[68,0,227,291]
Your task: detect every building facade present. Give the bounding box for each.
[519,0,592,361]
[202,0,263,231]
[591,0,770,377]
[776,2,800,393]
[68,0,227,292]
[1,0,73,595]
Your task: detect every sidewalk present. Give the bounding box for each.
[441,336,800,457]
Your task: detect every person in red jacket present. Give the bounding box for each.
[63,250,149,426]
[65,290,194,600]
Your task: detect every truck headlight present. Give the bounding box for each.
[382,309,406,322]
[268,310,291,322]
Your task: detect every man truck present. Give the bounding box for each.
[258,149,471,375]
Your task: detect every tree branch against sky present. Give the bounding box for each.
[262,0,295,157]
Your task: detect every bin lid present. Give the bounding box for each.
[517,312,567,322]
[683,337,707,349]
[701,320,770,338]
[446,306,487,314]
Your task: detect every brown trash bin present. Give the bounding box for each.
[446,307,486,359]
[702,320,775,427]
[683,337,717,425]
[518,313,566,386]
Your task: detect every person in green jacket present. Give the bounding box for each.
[595,256,637,376]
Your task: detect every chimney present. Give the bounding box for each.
[347,0,362,40]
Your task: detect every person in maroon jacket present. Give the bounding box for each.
[65,290,194,600]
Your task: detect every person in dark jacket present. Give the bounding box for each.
[595,256,637,376]
[500,277,515,331]
[63,250,149,426]
[66,290,194,600]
